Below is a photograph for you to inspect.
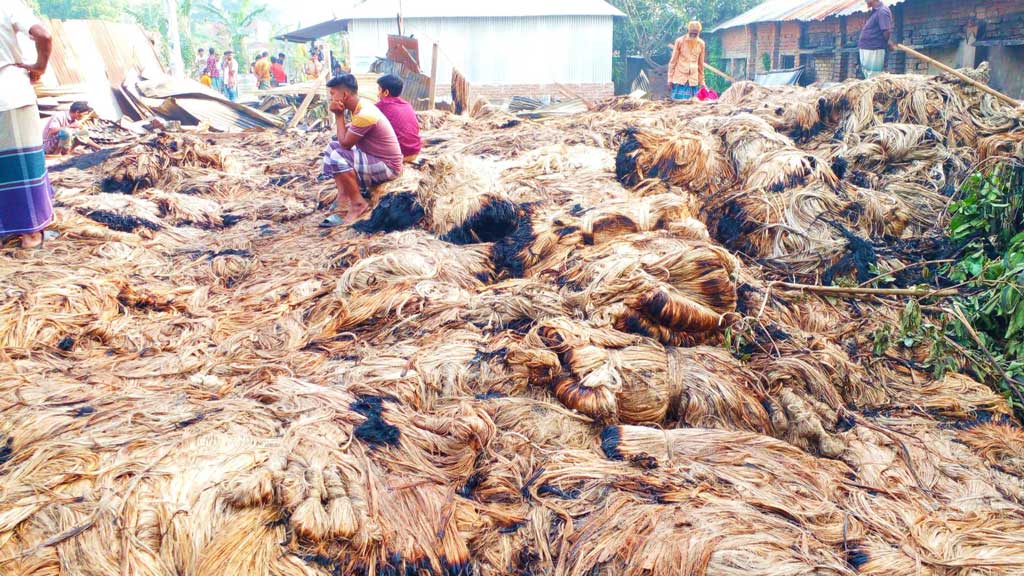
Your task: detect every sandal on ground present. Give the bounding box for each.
[319,214,346,228]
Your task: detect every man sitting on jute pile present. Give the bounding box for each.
[320,73,404,227]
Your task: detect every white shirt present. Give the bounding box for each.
[0,0,41,112]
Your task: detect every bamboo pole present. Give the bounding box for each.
[705,62,736,83]
[772,281,959,298]
[895,43,1020,107]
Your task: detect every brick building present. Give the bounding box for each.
[711,0,1024,98]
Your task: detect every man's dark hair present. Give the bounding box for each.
[377,74,404,97]
[326,73,358,93]
[70,101,92,114]
[209,47,216,54]
[198,48,205,53]
[278,52,286,60]
[262,51,269,58]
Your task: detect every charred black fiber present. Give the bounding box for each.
[441,198,519,245]
[352,192,425,235]
[473,390,506,400]
[537,483,581,500]
[615,128,644,187]
[884,100,900,123]
[498,521,526,534]
[440,556,476,576]
[822,220,878,285]
[72,405,96,417]
[836,413,857,432]
[457,472,485,498]
[600,426,624,460]
[491,209,536,278]
[86,210,161,232]
[100,175,153,194]
[845,544,871,570]
[57,336,75,351]
[850,170,872,189]
[709,199,759,255]
[831,156,849,181]
[351,395,401,447]
[175,413,205,429]
[497,118,521,129]
[0,437,12,465]
[221,214,244,227]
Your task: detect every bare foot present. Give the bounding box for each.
[342,202,369,225]
[20,231,43,249]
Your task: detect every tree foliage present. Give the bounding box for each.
[194,0,268,63]
[609,0,758,63]
[32,0,125,20]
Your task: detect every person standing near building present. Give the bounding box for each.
[305,50,323,80]
[271,54,287,86]
[193,47,206,79]
[667,21,706,101]
[222,50,239,101]
[253,51,272,90]
[858,0,896,78]
[1,0,55,249]
[205,47,222,92]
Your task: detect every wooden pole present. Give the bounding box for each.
[704,62,736,83]
[895,43,1020,107]
[428,42,439,110]
[287,67,326,130]
[773,281,959,298]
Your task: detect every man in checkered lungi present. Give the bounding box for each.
[320,74,404,227]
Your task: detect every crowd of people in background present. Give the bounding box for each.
[193,46,305,101]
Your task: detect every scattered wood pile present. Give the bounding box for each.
[3,66,1024,576]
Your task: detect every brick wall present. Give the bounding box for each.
[712,0,1024,95]
[721,27,750,58]
[435,83,615,102]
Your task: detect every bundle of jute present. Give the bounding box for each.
[58,192,164,233]
[577,193,708,245]
[144,188,229,229]
[510,318,673,424]
[615,127,735,194]
[701,181,848,269]
[742,148,839,193]
[98,133,226,193]
[416,154,520,245]
[714,113,795,179]
[560,235,739,344]
[665,346,773,434]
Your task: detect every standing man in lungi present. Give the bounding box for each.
[668,21,707,101]
[1,0,54,249]
[859,0,896,78]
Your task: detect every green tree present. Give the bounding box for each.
[195,0,268,63]
[33,0,125,20]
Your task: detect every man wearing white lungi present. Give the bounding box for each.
[858,0,896,79]
[0,0,53,249]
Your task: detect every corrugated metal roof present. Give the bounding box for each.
[347,0,625,19]
[711,0,910,32]
[276,19,349,42]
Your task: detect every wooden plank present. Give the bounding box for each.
[429,43,439,110]
[287,69,326,130]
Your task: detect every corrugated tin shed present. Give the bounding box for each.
[711,0,910,32]
[31,19,165,119]
[347,0,625,19]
